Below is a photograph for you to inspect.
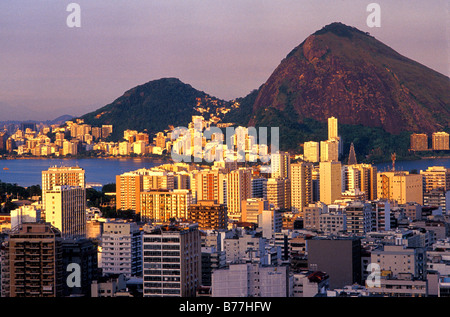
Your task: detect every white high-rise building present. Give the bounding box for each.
[212,263,291,297]
[44,185,86,239]
[142,222,201,297]
[271,151,290,179]
[101,220,142,278]
[42,166,86,208]
[10,204,42,229]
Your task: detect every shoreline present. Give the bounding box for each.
[1,154,174,163]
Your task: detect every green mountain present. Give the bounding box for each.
[79,77,232,140]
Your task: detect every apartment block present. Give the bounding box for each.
[226,168,252,221]
[432,132,450,151]
[319,161,342,205]
[44,185,86,239]
[378,171,423,205]
[101,220,142,278]
[1,222,63,297]
[188,200,228,230]
[290,162,313,215]
[410,133,428,151]
[421,166,450,193]
[142,222,201,297]
[42,166,86,213]
[303,141,320,163]
[345,201,372,236]
[241,198,269,224]
[371,244,426,279]
[140,189,192,223]
[211,263,291,297]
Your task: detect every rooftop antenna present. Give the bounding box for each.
[391,153,396,171]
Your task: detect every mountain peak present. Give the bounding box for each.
[313,22,369,38]
[250,22,449,136]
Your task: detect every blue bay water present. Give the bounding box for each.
[0,158,167,187]
[0,157,449,188]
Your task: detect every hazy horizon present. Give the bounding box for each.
[1,0,448,121]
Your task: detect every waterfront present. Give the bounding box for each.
[0,157,449,188]
[0,157,166,187]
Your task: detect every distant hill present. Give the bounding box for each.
[0,114,74,131]
[79,77,233,141]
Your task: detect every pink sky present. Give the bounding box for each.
[0,0,448,121]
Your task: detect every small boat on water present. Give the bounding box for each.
[3,167,9,170]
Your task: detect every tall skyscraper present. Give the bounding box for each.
[319,161,342,205]
[42,166,86,214]
[191,169,227,204]
[142,222,201,297]
[290,162,313,215]
[266,178,290,210]
[271,151,291,179]
[303,141,320,163]
[44,185,86,239]
[1,222,63,297]
[116,171,143,213]
[328,116,338,140]
[226,168,252,221]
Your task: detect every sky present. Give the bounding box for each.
[0,0,448,121]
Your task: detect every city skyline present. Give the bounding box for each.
[1,0,448,121]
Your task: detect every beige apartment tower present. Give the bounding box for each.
[303,141,320,163]
[191,169,226,204]
[290,162,313,215]
[328,116,338,140]
[319,161,342,205]
[140,189,192,222]
[320,139,339,162]
[226,168,252,221]
[271,151,291,179]
[432,132,450,151]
